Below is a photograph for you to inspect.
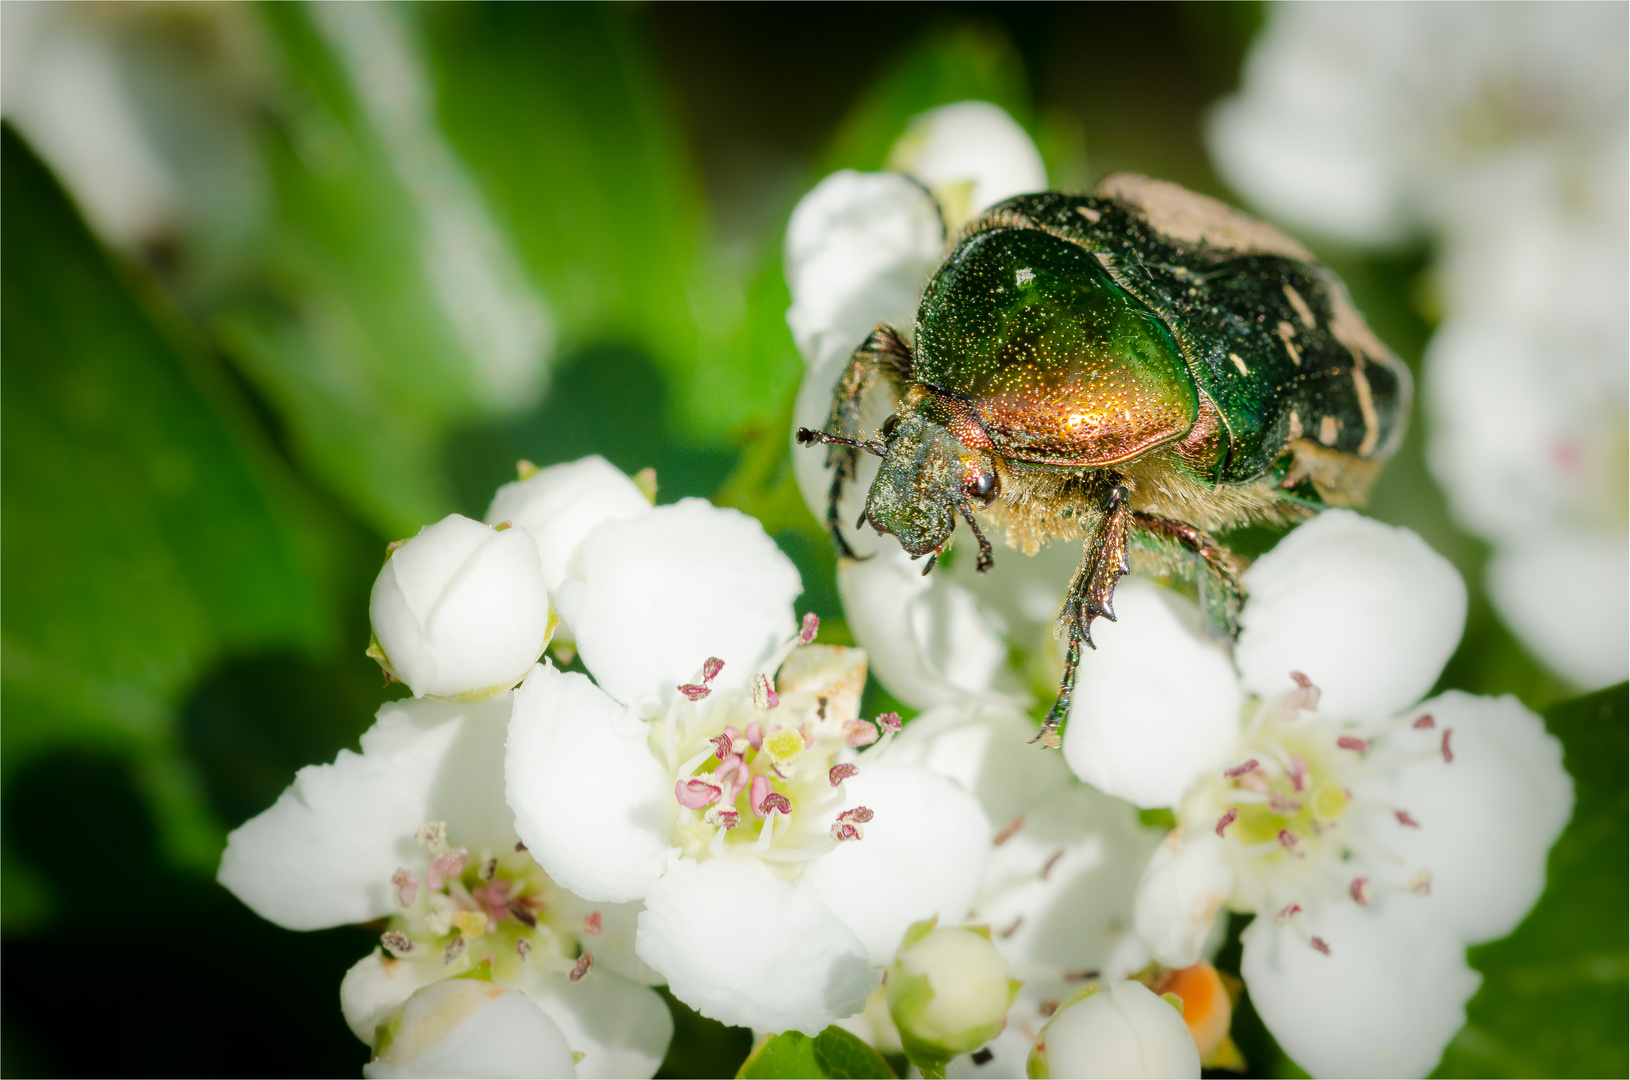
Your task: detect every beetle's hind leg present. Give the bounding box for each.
[1035,480,1132,749]
[800,326,915,558]
[1129,513,1245,639]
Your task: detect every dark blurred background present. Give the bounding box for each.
[1,4,1621,1077]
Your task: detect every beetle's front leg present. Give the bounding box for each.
[811,326,914,558]
[1035,480,1132,748]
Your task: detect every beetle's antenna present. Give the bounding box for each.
[920,552,939,577]
[796,428,885,457]
[956,501,996,573]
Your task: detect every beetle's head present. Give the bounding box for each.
[862,396,999,572]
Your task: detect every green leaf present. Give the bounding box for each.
[1,124,333,883]
[1435,683,1628,1078]
[737,1027,897,1079]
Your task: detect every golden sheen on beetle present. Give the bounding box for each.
[798,174,1411,745]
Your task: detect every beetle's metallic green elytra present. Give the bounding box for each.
[798,174,1411,745]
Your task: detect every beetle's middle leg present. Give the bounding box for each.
[1129,512,1245,639]
[1035,479,1132,748]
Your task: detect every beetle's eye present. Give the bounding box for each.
[880,414,900,439]
[964,470,1000,508]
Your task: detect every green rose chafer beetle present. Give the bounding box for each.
[798,174,1410,746]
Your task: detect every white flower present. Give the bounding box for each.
[786,102,1066,710]
[486,455,653,597]
[364,980,576,1080]
[1026,981,1200,1080]
[369,514,553,701]
[1209,3,1629,688]
[1067,511,1573,1078]
[217,694,671,1080]
[502,496,992,1035]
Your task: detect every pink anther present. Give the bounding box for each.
[1413,713,1435,729]
[1441,729,1454,763]
[753,673,780,710]
[713,754,750,802]
[757,790,791,816]
[1224,759,1260,778]
[392,868,419,908]
[1349,877,1371,906]
[993,815,1026,846]
[744,722,764,750]
[1280,671,1322,716]
[843,719,879,747]
[748,775,773,818]
[1337,735,1370,753]
[427,847,470,891]
[1288,756,1308,792]
[570,952,594,982]
[1310,936,1331,956]
[800,612,820,644]
[1395,809,1420,828]
[829,763,859,787]
[583,912,603,935]
[1274,902,1303,924]
[877,711,902,733]
[702,658,725,682]
[710,733,735,759]
[709,808,741,830]
[1278,828,1302,854]
[838,806,873,824]
[677,682,712,701]
[676,778,722,810]
[1216,807,1238,837]
[1268,793,1302,814]
[830,822,863,842]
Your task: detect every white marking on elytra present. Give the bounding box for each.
[1277,321,1302,365]
[1016,267,1036,287]
[1319,415,1340,446]
[1230,352,1250,376]
[1283,284,1316,328]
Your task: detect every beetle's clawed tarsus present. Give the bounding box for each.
[796,427,885,458]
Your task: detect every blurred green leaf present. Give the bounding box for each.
[215,2,552,536]
[1435,683,1629,1078]
[0,124,333,887]
[656,988,754,1080]
[819,24,1032,174]
[737,1027,897,1079]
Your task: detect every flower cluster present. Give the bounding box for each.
[783,99,1574,1078]
[1209,3,1629,689]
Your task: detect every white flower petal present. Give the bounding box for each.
[506,664,674,903]
[555,499,801,712]
[218,696,514,930]
[1132,831,1236,970]
[1236,511,1467,721]
[1033,980,1200,1079]
[784,169,943,370]
[519,970,673,1080]
[1355,690,1572,946]
[364,980,577,1080]
[974,784,1161,985]
[887,101,1047,229]
[1064,581,1243,808]
[635,855,878,1035]
[837,548,1011,710]
[886,698,1071,828]
[545,892,665,986]
[1487,533,1630,689]
[340,949,441,1044]
[371,515,552,701]
[485,456,652,596]
[1241,900,1479,1079]
[806,763,992,965]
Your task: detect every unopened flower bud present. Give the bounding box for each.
[886,918,1019,1079]
[364,979,576,1079]
[369,515,553,701]
[1026,981,1199,1079]
[485,455,651,593]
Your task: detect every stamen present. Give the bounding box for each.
[710,733,735,759]
[1410,870,1432,896]
[1441,729,1454,763]
[1216,807,1238,837]
[416,821,449,854]
[1280,672,1322,717]
[1287,756,1308,792]
[993,815,1026,845]
[1268,792,1302,814]
[507,900,538,927]
[830,822,864,842]
[676,778,722,810]
[479,857,498,882]
[583,912,603,936]
[843,719,879,747]
[744,722,764,750]
[678,682,712,702]
[516,938,533,959]
[706,807,741,830]
[679,657,725,700]
[443,936,467,965]
[1413,714,1435,729]
[514,841,527,853]
[1349,877,1372,906]
[1395,809,1421,828]
[381,930,413,956]
[392,868,419,907]
[829,763,859,787]
[1274,903,1303,925]
[999,916,1023,939]
[1224,759,1260,778]
[1310,937,1331,956]
[570,952,594,982]
[877,712,903,733]
[753,673,780,710]
[1278,829,1303,856]
[838,806,874,824]
[427,847,470,890]
[702,658,725,682]
[758,792,792,816]
[1040,848,1066,880]
[800,613,820,644]
[1337,735,1370,753]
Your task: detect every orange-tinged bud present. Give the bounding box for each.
[1154,962,1232,1061]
